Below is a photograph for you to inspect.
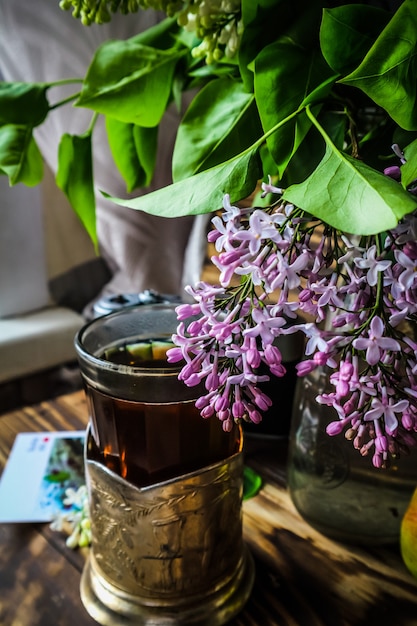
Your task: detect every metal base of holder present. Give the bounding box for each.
[80,546,254,626]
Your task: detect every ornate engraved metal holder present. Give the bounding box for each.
[75,304,254,624]
[81,427,254,625]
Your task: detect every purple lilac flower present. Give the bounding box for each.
[261,174,283,197]
[353,245,391,287]
[364,389,409,435]
[171,188,417,465]
[352,316,401,366]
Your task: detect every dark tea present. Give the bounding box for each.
[85,338,240,487]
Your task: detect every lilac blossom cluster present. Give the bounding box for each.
[167,180,417,468]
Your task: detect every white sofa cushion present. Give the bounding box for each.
[0,306,85,383]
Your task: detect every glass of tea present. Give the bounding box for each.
[75,303,239,487]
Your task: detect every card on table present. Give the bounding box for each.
[0,431,86,523]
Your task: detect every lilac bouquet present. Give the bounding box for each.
[167,168,417,469]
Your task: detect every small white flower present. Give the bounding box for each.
[50,484,91,549]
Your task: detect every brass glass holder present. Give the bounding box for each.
[80,427,255,625]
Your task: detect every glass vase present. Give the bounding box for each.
[287,367,417,546]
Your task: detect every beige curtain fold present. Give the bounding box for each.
[0,1,208,315]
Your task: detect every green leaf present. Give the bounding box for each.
[130,16,179,50]
[340,0,417,131]
[282,110,346,186]
[243,465,262,500]
[241,0,282,25]
[239,0,320,91]
[172,77,262,181]
[104,149,262,218]
[283,143,417,235]
[320,5,390,75]
[105,117,157,191]
[0,82,50,127]
[56,132,97,249]
[75,39,185,127]
[133,124,158,188]
[105,117,139,191]
[402,139,417,188]
[239,0,282,91]
[0,124,43,186]
[254,41,334,176]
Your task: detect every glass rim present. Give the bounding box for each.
[74,303,182,375]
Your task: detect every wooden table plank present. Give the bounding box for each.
[0,523,96,626]
[1,391,417,625]
[242,481,417,626]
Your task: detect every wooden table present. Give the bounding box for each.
[1,391,417,626]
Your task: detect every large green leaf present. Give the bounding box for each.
[105,117,157,191]
[320,5,390,75]
[282,109,347,186]
[239,0,283,91]
[283,143,417,235]
[130,16,179,50]
[241,0,283,25]
[56,133,97,249]
[340,0,417,131]
[76,40,185,127]
[239,0,319,91]
[172,77,261,181]
[0,82,50,127]
[0,124,43,186]
[105,149,262,218]
[254,41,334,176]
